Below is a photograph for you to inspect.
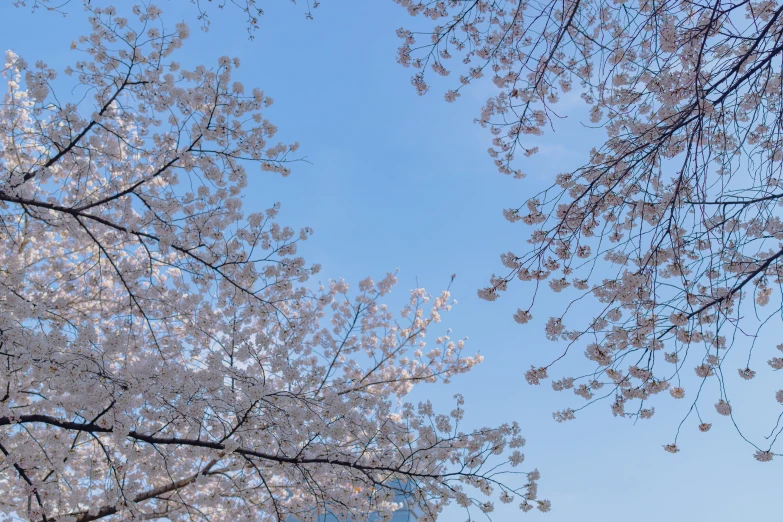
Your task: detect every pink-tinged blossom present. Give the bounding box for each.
[574,384,594,400]
[537,499,552,512]
[509,450,525,466]
[444,89,460,103]
[514,308,533,324]
[670,387,685,399]
[715,400,732,416]
[525,366,548,385]
[754,450,773,463]
[551,377,575,391]
[611,396,627,417]
[553,409,575,422]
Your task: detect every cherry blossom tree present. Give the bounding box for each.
[393,0,783,459]
[0,5,548,521]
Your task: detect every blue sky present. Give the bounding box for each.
[3,1,780,520]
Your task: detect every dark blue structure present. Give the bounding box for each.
[287,482,419,522]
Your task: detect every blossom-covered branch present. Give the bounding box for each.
[394,0,783,459]
[0,4,547,521]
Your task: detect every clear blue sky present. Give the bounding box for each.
[3,1,779,520]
